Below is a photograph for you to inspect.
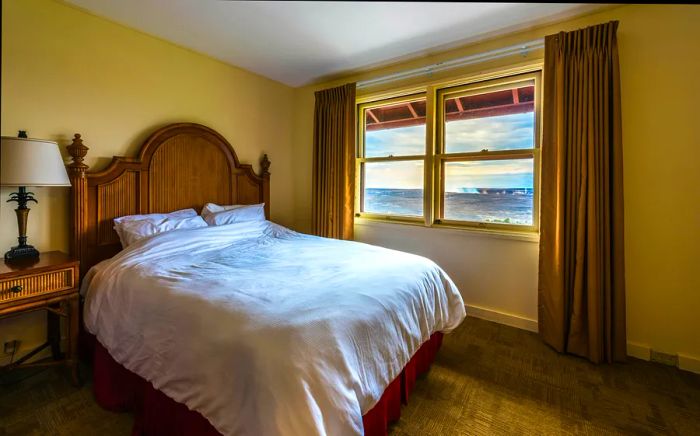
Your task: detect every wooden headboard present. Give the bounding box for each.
[66,123,270,276]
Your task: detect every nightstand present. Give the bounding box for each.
[0,251,80,385]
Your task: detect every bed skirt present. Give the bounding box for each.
[87,332,443,435]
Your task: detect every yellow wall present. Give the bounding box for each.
[292,5,700,370]
[0,0,295,360]
[2,0,698,371]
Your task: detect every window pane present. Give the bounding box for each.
[365,99,426,157]
[363,161,423,216]
[443,158,533,225]
[444,85,534,153]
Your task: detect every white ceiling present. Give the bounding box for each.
[64,1,606,87]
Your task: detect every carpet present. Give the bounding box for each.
[1,317,698,435]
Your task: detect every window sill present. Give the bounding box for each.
[354,217,540,243]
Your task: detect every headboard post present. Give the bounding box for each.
[66,134,89,270]
[261,154,271,219]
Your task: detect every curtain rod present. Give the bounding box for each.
[356,39,544,89]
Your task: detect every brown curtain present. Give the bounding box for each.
[538,21,626,364]
[312,83,356,240]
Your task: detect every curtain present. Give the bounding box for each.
[538,21,626,364]
[312,83,356,240]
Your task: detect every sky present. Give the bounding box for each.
[365,112,534,191]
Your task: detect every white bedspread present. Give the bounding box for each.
[82,220,466,435]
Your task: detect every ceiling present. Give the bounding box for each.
[64,1,607,87]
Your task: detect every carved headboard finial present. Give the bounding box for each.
[66,133,89,263]
[66,133,89,174]
[261,154,271,176]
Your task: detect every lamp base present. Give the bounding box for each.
[5,186,40,262]
[4,245,40,261]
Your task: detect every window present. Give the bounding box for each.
[357,95,427,219]
[356,71,541,232]
[436,75,539,230]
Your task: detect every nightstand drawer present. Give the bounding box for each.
[0,267,76,303]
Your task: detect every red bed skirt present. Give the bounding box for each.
[88,332,443,435]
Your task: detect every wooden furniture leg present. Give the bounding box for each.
[67,295,80,386]
[47,305,62,359]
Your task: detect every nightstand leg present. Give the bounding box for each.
[47,305,62,360]
[67,295,80,386]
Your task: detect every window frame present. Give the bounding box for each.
[435,72,541,233]
[355,67,542,234]
[355,92,427,224]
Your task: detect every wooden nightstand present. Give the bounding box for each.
[0,251,80,385]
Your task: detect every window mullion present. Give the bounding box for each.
[424,85,436,226]
[433,85,445,224]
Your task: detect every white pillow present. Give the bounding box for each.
[201,203,265,219]
[113,208,197,225]
[114,209,197,247]
[117,215,207,248]
[203,203,265,226]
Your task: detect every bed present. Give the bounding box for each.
[66,123,466,435]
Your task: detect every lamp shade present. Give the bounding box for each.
[0,137,71,187]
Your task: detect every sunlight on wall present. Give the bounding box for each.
[293,5,700,367]
[1,0,295,358]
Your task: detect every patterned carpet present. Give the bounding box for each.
[1,317,698,435]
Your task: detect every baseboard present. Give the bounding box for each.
[465,304,539,333]
[625,341,700,374]
[678,354,700,374]
[0,338,68,367]
[626,341,651,361]
[465,309,700,374]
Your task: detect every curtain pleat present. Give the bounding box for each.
[538,21,626,363]
[312,83,356,240]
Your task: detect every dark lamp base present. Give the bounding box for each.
[4,245,40,261]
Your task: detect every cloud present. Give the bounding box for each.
[446,159,532,174]
[363,159,533,191]
[445,112,534,152]
[445,159,533,190]
[365,112,534,156]
[363,112,535,191]
[366,125,425,157]
[365,160,424,189]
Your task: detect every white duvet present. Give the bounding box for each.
[82,220,466,436]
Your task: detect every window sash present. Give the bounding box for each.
[356,93,428,222]
[358,159,425,221]
[357,93,427,160]
[434,151,539,232]
[436,75,539,155]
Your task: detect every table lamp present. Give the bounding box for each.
[1,132,71,260]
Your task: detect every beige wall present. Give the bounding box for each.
[0,0,295,360]
[292,5,700,369]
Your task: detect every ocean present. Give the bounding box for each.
[364,188,533,225]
